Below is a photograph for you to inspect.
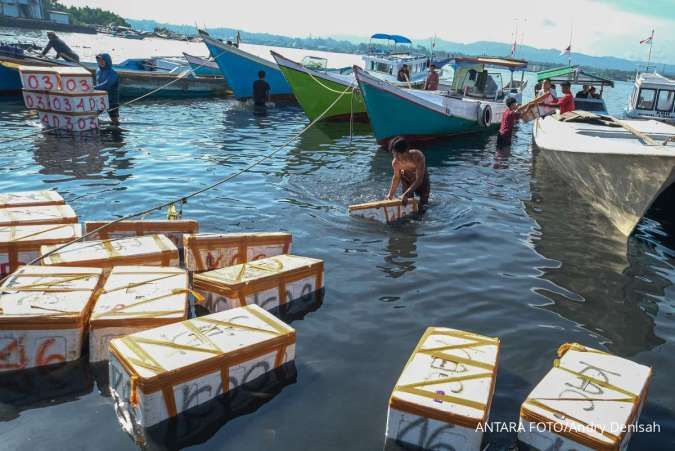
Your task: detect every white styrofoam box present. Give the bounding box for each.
[88,266,188,362]
[349,198,419,223]
[0,223,82,278]
[49,90,109,114]
[22,89,51,111]
[41,234,179,271]
[38,110,99,131]
[0,190,64,209]
[518,343,652,451]
[386,327,500,451]
[0,204,78,227]
[57,67,95,93]
[0,265,102,372]
[19,66,59,91]
[183,232,291,272]
[108,304,295,434]
[192,254,323,313]
[84,220,199,252]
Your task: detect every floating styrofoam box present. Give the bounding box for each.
[22,89,51,111]
[0,265,102,373]
[518,343,652,451]
[88,266,188,362]
[108,304,296,432]
[0,223,82,278]
[56,66,95,93]
[38,111,99,131]
[183,232,291,272]
[49,90,109,114]
[41,234,179,271]
[192,254,323,313]
[386,327,500,451]
[85,220,199,252]
[0,204,78,227]
[0,190,64,209]
[19,66,59,91]
[349,198,418,223]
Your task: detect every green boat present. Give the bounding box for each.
[271,51,368,122]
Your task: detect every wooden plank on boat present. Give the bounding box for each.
[614,119,658,145]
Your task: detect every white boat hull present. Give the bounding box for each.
[533,116,675,235]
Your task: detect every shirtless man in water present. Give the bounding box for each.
[386,137,430,207]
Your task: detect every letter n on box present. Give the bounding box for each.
[386,327,500,451]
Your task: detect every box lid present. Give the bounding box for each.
[521,343,652,450]
[41,234,178,267]
[84,220,199,236]
[0,190,64,209]
[90,266,188,327]
[183,231,291,246]
[348,198,418,212]
[390,327,500,429]
[0,265,102,328]
[109,304,295,390]
[0,223,81,250]
[0,205,77,227]
[193,254,322,291]
[54,67,92,76]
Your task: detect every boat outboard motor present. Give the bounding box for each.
[478,103,492,127]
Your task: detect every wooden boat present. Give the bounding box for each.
[271,51,365,122]
[625,72,675,124]
[0,47,71,95]
[200,31,293,101]
[535,66,613,114]
[533,111,675,235]
[354,65,506,145]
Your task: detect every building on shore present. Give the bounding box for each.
[0,0,97,33]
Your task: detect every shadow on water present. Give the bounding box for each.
[525,147,668,356]
[0,358,92,422]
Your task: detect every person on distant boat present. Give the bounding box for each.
[95,53,120,125]
[424,64,439,90]
[497,97,524,148]
[253,70,271,107]
[40,32,79,63]
[535,81,575,115]
[236,31,241,48]
[397,64,411,83]
[534,81,542,95]
[386,137,430,208]
[576,85,591,98]
[535,78,558,116]
[589,86,601,99]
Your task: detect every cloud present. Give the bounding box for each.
[542,19,556,28]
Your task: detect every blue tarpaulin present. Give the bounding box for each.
[370,34,412,44]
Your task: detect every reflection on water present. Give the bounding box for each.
[525,148,666,356]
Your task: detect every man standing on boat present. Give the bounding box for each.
[386,137,430,208]
[537,81,575,115]
[40,32,79,63]
[252,70,271,107]
[424,65,439,90]
[95,54,120,125]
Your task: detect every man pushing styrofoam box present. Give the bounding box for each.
[88,266,189,362]
[183,232,291,272]
[386,327,500,451]
[349,198,418,223]
[0,266,102,373]
[518,343,652,451]
[192,254,323,313]
[108,304,295,433]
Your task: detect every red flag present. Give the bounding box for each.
[640,30,654,44]
[560,45,571,56]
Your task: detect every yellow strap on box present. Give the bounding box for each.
[195,316,282,336]
[234,257,284,282]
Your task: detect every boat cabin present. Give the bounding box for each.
[625,72,675,123]
[536,66,613,114]
[362,33,431,86]
[445,56,528,102]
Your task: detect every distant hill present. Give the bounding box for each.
[127,19,674,76]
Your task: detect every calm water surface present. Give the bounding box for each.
[0,59,674,450]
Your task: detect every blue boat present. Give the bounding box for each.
[200,32,293,101]
[354,66,505,145]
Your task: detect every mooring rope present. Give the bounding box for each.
[0,80,356,283]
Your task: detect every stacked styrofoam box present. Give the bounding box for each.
[19,66,108,132]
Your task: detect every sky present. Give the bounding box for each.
[61,0,674,64]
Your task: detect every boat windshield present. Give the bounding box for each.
[302,56,328,71]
